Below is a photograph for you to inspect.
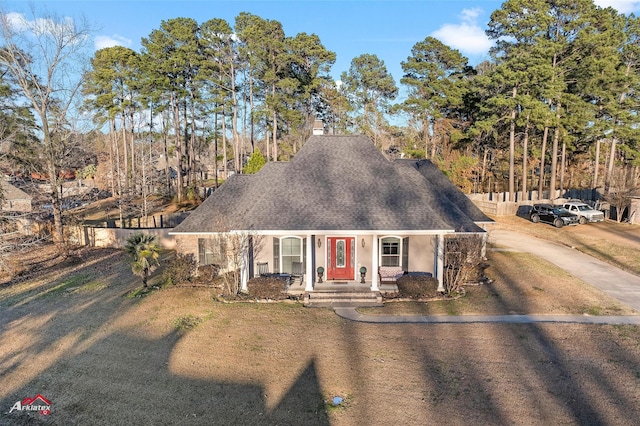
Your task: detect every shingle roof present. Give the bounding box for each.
[1,180,32,201]
[396,159,493,225]
[172,135,490,234]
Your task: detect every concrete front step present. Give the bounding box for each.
[303,291,383,308]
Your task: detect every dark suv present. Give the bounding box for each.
[530,204,579,228]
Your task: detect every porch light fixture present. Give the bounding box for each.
[317,266,324,283]
[361,238,365,248]
[359,266,367,284]
[317,238,322,248]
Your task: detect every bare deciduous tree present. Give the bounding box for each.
[204,230,265,296]
[443,234,485,296]
[0,6,93,245]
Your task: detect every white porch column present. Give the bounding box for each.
[240,236,249,293]
[305,235,314,291]
[436,234,445,292]
[371,234,379,291]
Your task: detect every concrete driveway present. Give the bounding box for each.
[488,229,640,313]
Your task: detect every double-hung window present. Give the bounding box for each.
[198,238,226,266]
[380,237,401,267]
[280,237,302,273]
[380,236,409,269]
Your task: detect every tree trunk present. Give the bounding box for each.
[481,147,488,192]
[522,116,530,198]
[189,94,197,190]
[272,109,278,161]
[549,104,561,201]
[593,139,601,190]
[605,137,617,194]
[182,102,192,189]
[508,118,516,200]
[222,104,228,179]
[423,115,430,159]
[266,118,270,162]
[160,104,171,195]
[230,61,241,173]
[46,157,64,244]
[430,119,437,160]
[113,118,124,228]
[249,65,255,152]
[538,126,549,199]
[109,119,116,198]
[121,112,129,193]
[129,108,135,195]
[214,110,219,189]
[171,93,184,202]
[508,86,517,202]
[560,141,566,193]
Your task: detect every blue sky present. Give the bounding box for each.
[4,0,640,92]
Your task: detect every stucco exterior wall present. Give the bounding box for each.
[408,236,436,272]
[354,236,372,276]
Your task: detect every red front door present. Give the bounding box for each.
[327,237,355,280]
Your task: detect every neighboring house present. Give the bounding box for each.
[1,179,33,213]
[170,135,493,293]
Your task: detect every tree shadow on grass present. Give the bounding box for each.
[0,251,329,425]
[411,263,639,424]
[2,329,328,425]
[333,257,640,424]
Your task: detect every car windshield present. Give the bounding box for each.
[553,208,569,214]
[577,205,591,211]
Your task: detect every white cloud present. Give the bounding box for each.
[5,12,29,31]
[431,8,493,56]
[5,12,75,36]
[460,7,482,23]
[594,0,640,14]
[94,34,132,50]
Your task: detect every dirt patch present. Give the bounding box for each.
[1,230,640,424]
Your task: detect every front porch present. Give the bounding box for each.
[242,232,450,295]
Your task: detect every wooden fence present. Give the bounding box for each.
[64,211,189,249]
[468,189,604,217]
[83,212,190,229]
[66,226,177,249]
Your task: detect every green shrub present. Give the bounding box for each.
[196,264,220,283]
[244,149,266,174]
[246,277,288,299]
[396,275,439,299]
[162,254,196,285]
[405,149,426,159]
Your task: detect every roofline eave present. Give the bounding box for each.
[170,229,461,236]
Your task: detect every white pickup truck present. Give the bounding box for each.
[562,201,605,224]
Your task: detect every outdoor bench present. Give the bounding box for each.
[378,266,405,284]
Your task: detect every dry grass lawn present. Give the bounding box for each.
[1,218,640,425]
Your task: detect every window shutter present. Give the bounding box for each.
[303,238,307,268]
[198,238,206,265]
[248,236,254,278]
[402,237,409,271]
[273,238,280,273]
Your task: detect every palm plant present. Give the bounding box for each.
[124,233,162,288]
